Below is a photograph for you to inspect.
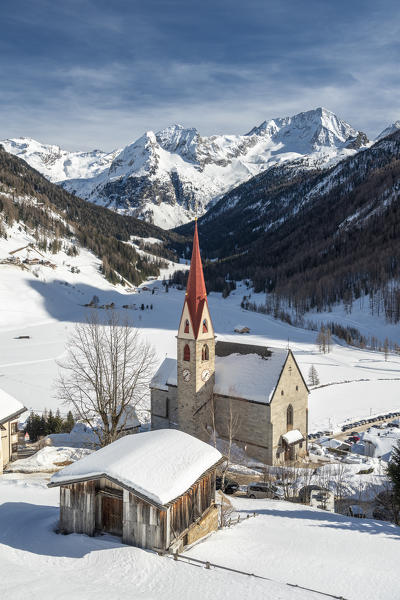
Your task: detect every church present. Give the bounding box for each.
[150,222,309,465]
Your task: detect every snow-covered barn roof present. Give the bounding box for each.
[214,349,289,404]
[0,388,26,424]
[49,429,223,507]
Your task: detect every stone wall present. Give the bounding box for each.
[151,386,178,430]
[269,352,308,464]
[214,394,273,464]
[176,333,215,440]
[185,504,219,546]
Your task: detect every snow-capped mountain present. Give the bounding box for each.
[0,137,120,182]
[1,108,369,229]
[376,120,400,141]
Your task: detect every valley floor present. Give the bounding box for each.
[1,257,400,433]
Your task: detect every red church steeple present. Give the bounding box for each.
[184,220,208,338]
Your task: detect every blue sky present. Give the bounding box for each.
[1,0,399,149]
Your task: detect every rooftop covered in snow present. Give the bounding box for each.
[49,429,223,507]
[214,348,289,404]
[150,346,289,404]
[0,388,26,424]
[150,357,177,390]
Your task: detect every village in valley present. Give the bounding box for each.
[1,217,400,600]
[2,2,400,599]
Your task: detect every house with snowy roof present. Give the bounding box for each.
[150,221,308,465]
[49,429,223,552]
[0,388,26,473]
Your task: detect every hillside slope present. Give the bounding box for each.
[177,130,400,322]
[0,145,186,286]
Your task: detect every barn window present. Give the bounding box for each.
[201,344,209,361]
[287,404,293,427]
[202,319,208,333]
[184,319,189,334]
[184,344,190,361]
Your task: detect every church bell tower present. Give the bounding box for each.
[176,220,215,439]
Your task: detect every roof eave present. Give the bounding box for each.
[48,457,225,509]
[0,406,27,426]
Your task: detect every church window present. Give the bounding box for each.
[287,404,293,427]
[281,390,284,396]
[202,319,208,333]
[184,344,190,361]
[201,344,209,361]
[296,385,299,391]
[184,319,189,334]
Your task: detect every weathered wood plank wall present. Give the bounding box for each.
[60,481,96,536]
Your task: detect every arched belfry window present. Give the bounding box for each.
[287,404,293,427]
[184,344,190,362]
[202,319,208,333]
[184,319,189,334]
[201,344,209,361]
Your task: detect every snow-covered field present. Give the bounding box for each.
[0,475,399,600]
[0,477,313,600]
[1,221,400,433]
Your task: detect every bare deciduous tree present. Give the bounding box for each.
[221,397,241,490]
[57,311,155,447]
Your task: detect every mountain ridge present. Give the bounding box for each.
[2,107,371,229]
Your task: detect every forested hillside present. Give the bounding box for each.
[177,130,400,322]
[0,145,187,285]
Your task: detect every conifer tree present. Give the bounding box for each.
[308,365,320,386]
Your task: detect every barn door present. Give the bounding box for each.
[100,494,123,536]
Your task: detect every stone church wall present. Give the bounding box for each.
[270,353,308,463]
[151,386,178,430]
[214,394,273,464]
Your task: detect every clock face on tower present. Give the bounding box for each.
[201,369,211,382]
[182,368,191,382]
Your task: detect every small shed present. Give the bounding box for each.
[49,429,223,552]
[234,325,250,334]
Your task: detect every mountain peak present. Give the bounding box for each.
[376,120,400,141]
[245,107,362,152]
[155,124,200,163]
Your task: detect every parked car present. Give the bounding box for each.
[348,505,366,518]
[246,482,284,500]
[216,476,239,495]
[299,485,329,504]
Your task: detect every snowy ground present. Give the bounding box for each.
[0,477,315,600]
[187,495,400,600]
[6,446,92,473]
[1,476,399,600]
[1,222,400,432]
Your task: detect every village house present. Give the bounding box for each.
[150,222,309,465]
[0,388,26,473]
[48,429,223,552]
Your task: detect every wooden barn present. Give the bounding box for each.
[49,429,223,552]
